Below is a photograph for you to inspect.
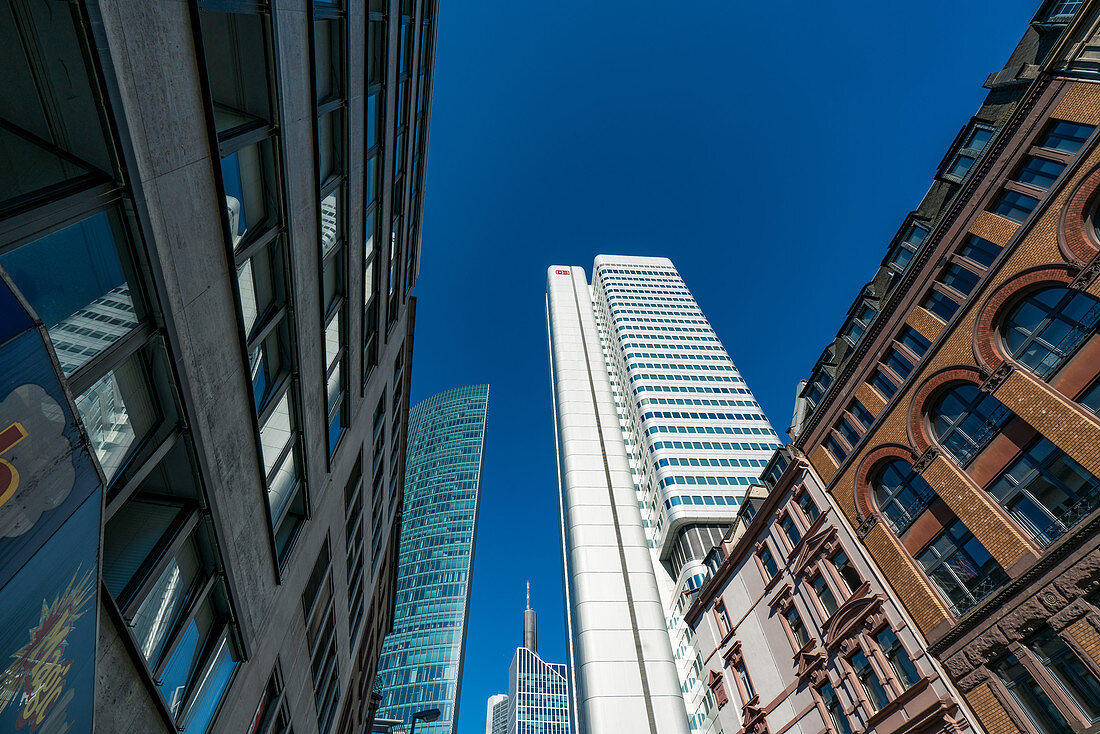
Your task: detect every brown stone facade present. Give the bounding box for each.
[791,7,1100,733]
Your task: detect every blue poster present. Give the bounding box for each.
[0,274,102,732]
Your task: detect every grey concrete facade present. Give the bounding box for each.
[0,1,438,733]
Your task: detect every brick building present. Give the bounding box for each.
[788,1,1100,732]
[686,448,979,734]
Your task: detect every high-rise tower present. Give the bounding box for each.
[505,587,570,734]
[375,385,490,734]
[546,256,780,733]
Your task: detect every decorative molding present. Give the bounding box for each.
[980,362,1013,394]
[856,513,878,539]
[723,640,744,668]
[912,446,940,475]
[792,524,840,579]
[1071,253,1100,290]
[957,666,994,694]
[823,589,886,652]
[795,648,828,689]
[1050,598,1098,632]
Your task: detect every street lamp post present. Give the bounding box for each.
[408,708,440,734]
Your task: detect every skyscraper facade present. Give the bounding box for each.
[505,592,570,734]
[486,694,509,734]
[375,385,490,734]
[0,0,438,732]
[546,256,781,734]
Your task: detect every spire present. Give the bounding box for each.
[523,582,537,653]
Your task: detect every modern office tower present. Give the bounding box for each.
[546,256,781,734]
[782,3,1100,734]
[375,385,490,734]
[0,0,438,732]
[505,590,570,734]
[486,694,509,734]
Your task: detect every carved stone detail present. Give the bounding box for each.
[980,362,1013,394]
[1071,255,1100,291]
[912,446,940,474]
[957,666,994,693]
[856,514,878,539]
[1050,598,1098,632]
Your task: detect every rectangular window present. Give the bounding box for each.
[819,683,854,734]
[870,370,898,400]
[944,125,994,181]
[851,651,891,711]
[991,189,1040,223]
[735,661,755,701]
[715,601,732,637]
[758,546,779,581]
[1047,0,1084,19]
[1014,155,1066,190]
[883,348,915,380]
[248,663,292,734]
[917,518,1008,615]
[812,574,839,617]
[826,434,849,463]
[1037,120,1094,154]
[897,325,931,357]
[888,223,929,274]
[850,399,875,431]
[1078,377,1100,415]
[830,551,863,593]
[995,653,1073,734]
[874,629,921,688]
[781,514,802,547]
[303,542,340,733]
[797,491,820,524]
[785,606,810,648]
[923,289,961,321]
[940,263,980,296]
[1031,626,1100,721]
[836,416,862,447]
[958,234,1002,268]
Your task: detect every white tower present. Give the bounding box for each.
[546,256,780,734]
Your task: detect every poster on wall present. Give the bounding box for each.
[0,273,103,732]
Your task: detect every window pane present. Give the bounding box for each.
[221,142,276,246]
[1014,156,1066,190]
[102,499,184,597]
[958,235,1001,268]
[313,18,342,103]
[992,190,1039,223]
[236,250,277,339]
[941,263,979,296]
[1038,120,1094,154]
[317,111,343,185]
[200,11,271,133]
[180,633,237,734]
[75,350,159,481]
[260,392,293,477]
[161,598,217,718]
[320,187,341,255]
[0,211,139,375]
[131,538,202,665]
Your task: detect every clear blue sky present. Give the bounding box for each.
[405,1,1041,731]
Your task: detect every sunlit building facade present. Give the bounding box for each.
[0,0,439,732]
[546,256,781,734]
[505,595,570,734]
[376,385,490,734]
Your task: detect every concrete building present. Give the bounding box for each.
[486,694,509,734]
[546,256,782,734]
[505,590,570,734]
[786,2,1100,732]
[375,385,490,734]
[686,447,980,734]
[0,0,439,732]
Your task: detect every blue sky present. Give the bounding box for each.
[405,1,1041,731]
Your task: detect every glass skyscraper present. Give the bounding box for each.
[546,256,780,734]
[505,592,570,734]
[375,384,490,733]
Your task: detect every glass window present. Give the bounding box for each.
[945,126,994,181]
[1037,120,1094,154]
[320,187,342,256]
[199,11,271,134]
[923,289,961,321]
[870,371,898,400]
[1078,377,1100,415]
[220,141,278,247]
[873,459,938,534]
[958,234,1002,268]
[995,653,1073,734]
[850,399,875,431]
[1031,626,1100,721]
[1047,0,1084,19]
[75,349,160,482]
[830,551,862,593]
[917,518,1008,615]
[0,210,140,376]
[897,326,931,357]
[826,434,848,463]
[781,515,802,547]
[735,661,755,701]
[819,683,853,734]
[797,492,820,523]
[851,650,891,711]
[883,348,915,380]
[991,190,1040,223]
[931,383,1013,466]
[759,546,778,580]
[785,606,810,647]
[940,263,980,296]
[313,17,343,104]
[1002,286,1100,379]
[888,224,929,274]
[836,416,861,447]
[367,18,386,86]
[986,438,1100,547]
[1014,156,1066,190]
[812,574,839,617]
[875,629,921,688]
[317,111,344,186]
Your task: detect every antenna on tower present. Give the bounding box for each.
[523,582,537,653]
[526,581,530,610]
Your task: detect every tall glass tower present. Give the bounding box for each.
[506,589,570,734]
[546,256,780,734]
[375,384,490,733]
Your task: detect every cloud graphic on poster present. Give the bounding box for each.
[0,385,74,538]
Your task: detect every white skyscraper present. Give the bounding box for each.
[546,256,780,734]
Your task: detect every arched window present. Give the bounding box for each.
[931,384,1012,465]
[917,518,1007,616]
[986,438,1100,547]
[1002,286,1100,378]
[872,460,938,534]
